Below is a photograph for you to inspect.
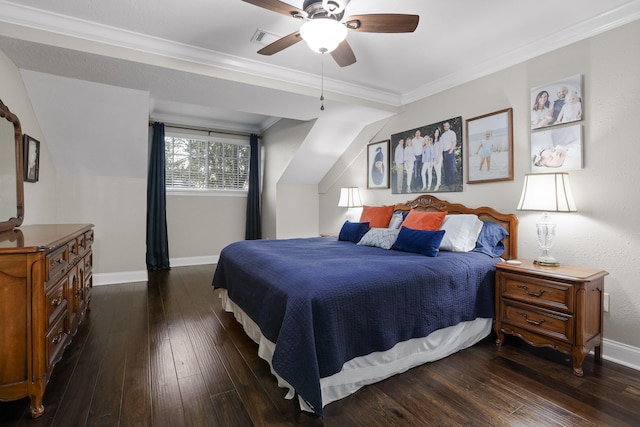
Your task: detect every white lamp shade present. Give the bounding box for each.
[338,187,362,208]
[300,18,348,53]
[517,173,577,212]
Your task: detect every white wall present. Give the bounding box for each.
[320,21,640,354]
[166,193,246,263]
[17,71,149,277]
[261,118,316,239]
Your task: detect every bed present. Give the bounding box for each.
[212,194,518,416]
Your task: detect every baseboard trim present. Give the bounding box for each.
[603,338,640,372]
[170,255,219,267]
[93,270,149,286]
[93,255,219,286]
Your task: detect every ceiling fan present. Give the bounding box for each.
[243,0,419,67]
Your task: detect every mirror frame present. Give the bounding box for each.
[0,98,24,232]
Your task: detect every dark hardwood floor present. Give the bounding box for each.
[1,264,639,426]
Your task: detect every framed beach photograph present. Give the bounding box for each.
[530,74,583,130]
[367,139,390,189]
[466,108,513,184]
[23,134,40,183]
[390,117,463,194]
[531,124,583,172]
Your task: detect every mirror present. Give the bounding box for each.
[0,98,24,232]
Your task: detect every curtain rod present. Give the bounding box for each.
[148,121,261,139]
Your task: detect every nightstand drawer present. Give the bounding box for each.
[499,272,573,312]
[502,300,574,343]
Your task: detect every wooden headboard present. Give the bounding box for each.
[394,194,519,260]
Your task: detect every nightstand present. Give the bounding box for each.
[494,260,608,376]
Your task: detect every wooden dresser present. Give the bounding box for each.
[0,224,94,418]
[494,260,608,376]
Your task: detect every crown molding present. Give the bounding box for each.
[402,0,640,104]
[0,0,402,106]
[2,1,639,107]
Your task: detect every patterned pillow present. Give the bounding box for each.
[357,228,400,250]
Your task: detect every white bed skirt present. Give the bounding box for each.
[218,289,492,412]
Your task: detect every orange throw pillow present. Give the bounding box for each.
[401,210,447,230]
[359,205,395,228]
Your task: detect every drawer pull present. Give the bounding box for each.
[51,294,63,306]
[52,258,65,266]
[52,332,64,344]
[517,285,550,298]
[518,312,548,326]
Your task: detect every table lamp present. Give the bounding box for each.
[517,173,577,266]
[338,187,362,222]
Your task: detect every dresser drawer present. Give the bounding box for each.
[45,277,67,326]
[502,300,574,343]
[45,246,69,284]
[499,272,573,312]
[46,313,68,370]
[84,229,94,249]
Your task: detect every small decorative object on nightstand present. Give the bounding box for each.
[494,259,608,376]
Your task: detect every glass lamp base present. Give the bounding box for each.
[534,253,560,267]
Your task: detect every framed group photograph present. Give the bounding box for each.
[367,139,390,189]
[465,108,513,184]
[23,134,40,183]
[389,116,463,194]
[530,74,583,130]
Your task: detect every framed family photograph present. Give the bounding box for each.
[465,108,513,184]
[531,124,583,172]
[531,74,583,130]
[390,117,463,194]
[367,139,390,189]
[23,134,40,183]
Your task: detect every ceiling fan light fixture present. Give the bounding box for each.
[300,18,347,53]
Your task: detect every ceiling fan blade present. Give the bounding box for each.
[240,0,306,18]
[345,14,419,33]
[258,31,302,55]
[331,40,356,67]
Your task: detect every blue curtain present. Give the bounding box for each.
[146,122,170,270]
[245,133,262,240]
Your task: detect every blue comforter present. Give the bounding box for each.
[212,237,496,416]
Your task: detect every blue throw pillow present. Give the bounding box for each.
[472,221,509,257]
[338,221,370,244]
[391,226,446,257]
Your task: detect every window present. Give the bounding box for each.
[165,134,250,192]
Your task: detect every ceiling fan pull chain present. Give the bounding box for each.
[320,52,325,111]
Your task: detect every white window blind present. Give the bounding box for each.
[164,135,250,192]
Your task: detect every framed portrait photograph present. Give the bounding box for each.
[23,134,40,183]
[390,117,463,194]
[530,74,583,130]
[531,124,583,172]
[367,139,390,189]
[465,108,513,184]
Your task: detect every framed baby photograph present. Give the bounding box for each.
[531,124,583,172]
[465,108,513,184]
[530,74,583,130]
[367,139,390,189]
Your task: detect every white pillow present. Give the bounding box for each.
[438,214,484,252]
[388,212,404,229]
[357,228,400,250]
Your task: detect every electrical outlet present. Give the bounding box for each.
[604,293,610,312]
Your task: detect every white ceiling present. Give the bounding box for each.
[1,0,639,182]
